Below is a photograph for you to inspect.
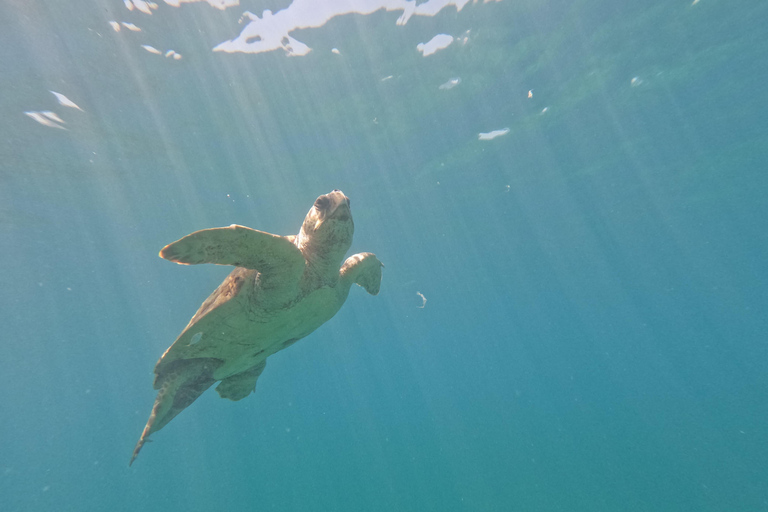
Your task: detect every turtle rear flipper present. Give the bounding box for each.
[216,360,267,401]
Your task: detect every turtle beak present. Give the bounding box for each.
[317,191,350,225]
[309,190,352,232]
[327,190,350,215]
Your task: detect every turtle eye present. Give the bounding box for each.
[314,196,330,210]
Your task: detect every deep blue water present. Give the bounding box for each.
[1,1,767,511]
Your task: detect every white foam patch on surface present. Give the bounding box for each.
[213,0,471,56]
[133,0,154,15]
[417,34,454,56]
[50,91,84,111]
[124,0,159,14]
[40,111,65,124]
[141,44,162,54]
[25,111,66,130]
[478,128,509,140]
[112,0,497,59]
[122,22,142,31]
[163,0,238,9]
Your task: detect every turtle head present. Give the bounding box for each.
[297,190,354,273]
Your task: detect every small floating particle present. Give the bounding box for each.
[49,91,84,111]
[141,44,162,54]
[478,128,509,141]
[541,107,549,114]
[528,90,533,98]
[121,22,141,32]
[124,0,134,11]
[630,76,643,87]
[190,332,203,345]
[108,21,121,32]
[438,77,461,90]
[416,292,427,309]
[381,75,393,82]
[331,48,340,55]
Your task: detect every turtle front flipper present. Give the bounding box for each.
[130,358,221,466]
[160,225,306,290]
[216,360,267,401]
[340,252,383,295]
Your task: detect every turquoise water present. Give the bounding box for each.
[2,0,767,510]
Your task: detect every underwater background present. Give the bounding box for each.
[1,0,767,510]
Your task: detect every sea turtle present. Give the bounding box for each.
[130,190,382,465]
